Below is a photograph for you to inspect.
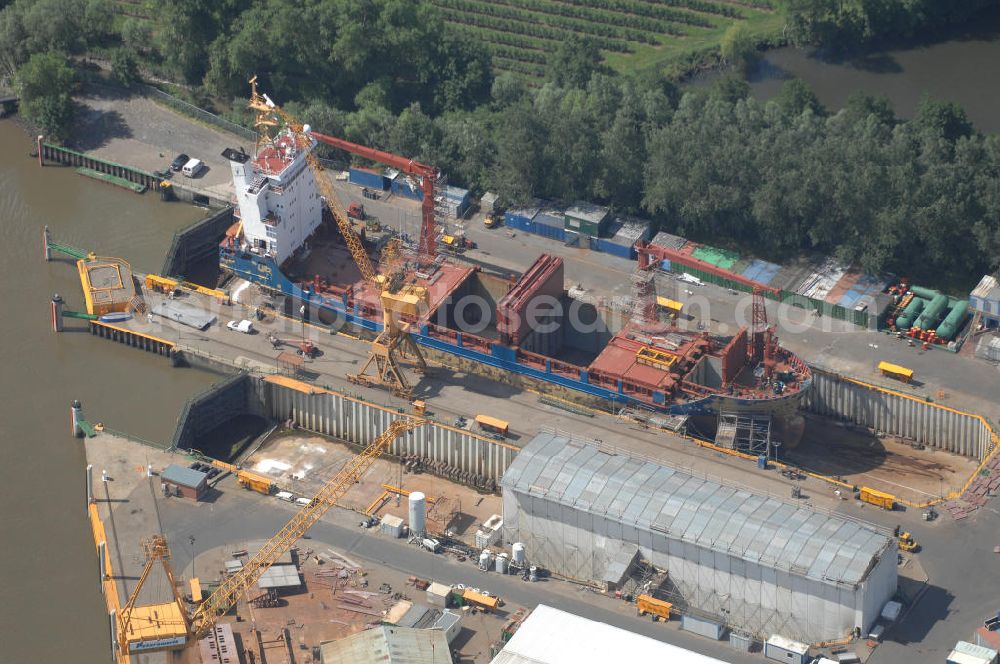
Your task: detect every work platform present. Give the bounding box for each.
[77,256,137,316]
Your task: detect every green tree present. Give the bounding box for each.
[774,79,823,117]
[719,23,757,75]
[14,51,75,141]
[110,47,140,88]
[843,91,895,125]
[545,36,606,89]
[913,96,973,143]
[709,74,750,104]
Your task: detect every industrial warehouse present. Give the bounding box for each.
[501,431,898,643]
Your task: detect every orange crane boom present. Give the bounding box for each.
[309,130,439,259]
[188,417,425,638]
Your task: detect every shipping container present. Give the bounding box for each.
[592,238,636,260]
[949,641,998,664]
[636,594,672,621]
[349,167,388,190]
[426,581,451,608]
[650,230,688,252]
[729,632,753,652]
[505,204,540,229]
[535,206,565,229]
[563,201,609,237]
[391,175,423,200]
[860,486,895,510]
[680,615,724,640]
[764,635,809,663]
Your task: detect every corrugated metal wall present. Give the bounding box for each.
[264,381,516,483]
[802,370,994,459]
[502,488,895,643]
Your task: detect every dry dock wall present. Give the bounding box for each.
[172,373,265,450]
[802,369,997,459]
[161,207,235,279]
[263,378,516,489]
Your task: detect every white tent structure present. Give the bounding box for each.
[500,431,897,643]
[491,604,731,664]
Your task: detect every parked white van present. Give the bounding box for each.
[182,158,204,177]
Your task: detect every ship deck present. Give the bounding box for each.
[286,241,476,320]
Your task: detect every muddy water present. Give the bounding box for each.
[694,16,1000,133]
[0,121,220,663]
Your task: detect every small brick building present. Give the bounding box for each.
[161,464,209,500]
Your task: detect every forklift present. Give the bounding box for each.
[894,526,919,552]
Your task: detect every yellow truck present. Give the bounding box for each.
[636,594,672,622]
[860,486,895,510]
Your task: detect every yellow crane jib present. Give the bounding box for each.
[188,417,425,638]
[247,76,427,397]
[247,76,377,286]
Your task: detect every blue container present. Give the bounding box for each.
[528,221,565,242]
[594,239,635,260]
[391,177,423,200]
[349,167,387,190]
[661,259,672,272]
[757,454,767,469]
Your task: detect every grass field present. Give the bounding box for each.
[432,0,787,79]
[109,0,784,82]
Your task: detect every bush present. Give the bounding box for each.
[14,51,76,141]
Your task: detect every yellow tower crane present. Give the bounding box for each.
[187,417,425,638]
[246,77,428,398]
[114,535,189,663]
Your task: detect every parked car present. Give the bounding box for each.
[170,153,189,171]
[227,319,254,334]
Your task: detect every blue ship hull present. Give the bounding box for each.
[221,248,810,417]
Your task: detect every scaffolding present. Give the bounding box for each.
[715,412,772,455]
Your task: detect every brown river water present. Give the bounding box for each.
[0,120,219,662]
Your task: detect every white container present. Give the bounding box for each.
[529,565,538,582]
[495,553,509,574]
[479,550,492,571]
[380,514,404,538]
[512,542,526,565]
[408,491,426,537]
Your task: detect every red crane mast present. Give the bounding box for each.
[311,131,439,259]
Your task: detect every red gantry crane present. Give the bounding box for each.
[309,132,440,260]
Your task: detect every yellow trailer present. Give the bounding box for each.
[475,414,509,436]
[237,470,275,495]
[636,594,672,622]
[860,486,895,510]
[656,296,684,317]
[463,589,499,612]
[878,361,914,384]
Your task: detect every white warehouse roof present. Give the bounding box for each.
[490,604,730,664]
[501,432,892,587]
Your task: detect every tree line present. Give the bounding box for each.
[309,46,999,286]
[1,0,997,287]
[785,0,1000,52]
